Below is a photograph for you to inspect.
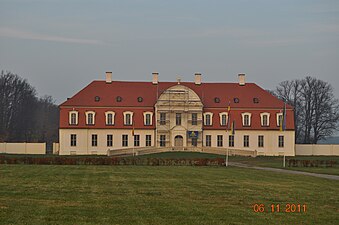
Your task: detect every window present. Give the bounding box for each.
[146,135,152,146]
[205,135,211,147]
[258,135,264,148]
[241,112,251,126]
[234,98,240,103]
[204,113,213,126]
[253,98,259,103]
[137,97,143,102]
[70,134,77,146]
[192,113,198,125]
[95,96,100,102]
[229,135,234,147]
[243,135,249,147]
[279,136,284,148]
[107,134,113,147]
[260,112,270,127]
[219,112,228,126]
[92,134,98,147]
[176,113,182,125]
[134,135,140,147]
[123,111,133,126]
[105,111,115,125]
[122,135,128,147]
[116,96,122,102]
[192,137,198,147]
[69,111,78,125]
[277,113,283,127]
[214,97,220,103]
[160,113,166,125]
[217,135,223,147]
[160,135,166,147]
[85,111,96,125]
[143,112,153,126]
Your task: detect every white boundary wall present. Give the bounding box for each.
[296,144,339,156]
[0,143,46,154]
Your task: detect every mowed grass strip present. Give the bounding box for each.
[0,165,338,225]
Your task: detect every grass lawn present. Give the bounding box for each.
[0,164,338,225]
[138,152,339,175]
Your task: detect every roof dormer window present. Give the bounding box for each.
[253,98,259,103]
[105,111,115,125]
[137,97,143,102]
[260,112,270,127]
[69,111,78,125]
[116,96,122,102]
[85,111,96,125]
[241,112,252,127]
[234,98,240,103]
[214,97,220,103]
[203,112,213,126]
[123,111,134,126]
[94,96,100,102]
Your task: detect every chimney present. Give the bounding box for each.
[194,73,202,85]
[238,73,245,86]
[152,72,159,84]
[105,72,112,83]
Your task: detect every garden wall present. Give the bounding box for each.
[0,143,46,154]
[295,144,339,156]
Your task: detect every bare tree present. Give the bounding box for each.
[275,76,339,143]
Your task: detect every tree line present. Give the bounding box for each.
[274,76,339,144]
[0,71,59,148]
[0,70,338,145]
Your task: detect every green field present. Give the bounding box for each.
[0,164,338,225]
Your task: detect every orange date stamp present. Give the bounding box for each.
[253,203,307,213]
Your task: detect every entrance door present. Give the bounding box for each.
[174,135,183,147]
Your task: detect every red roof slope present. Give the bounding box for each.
[60,81,291,109]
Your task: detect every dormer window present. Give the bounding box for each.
[143,112,153,125]
[214,97,220,103]
[276,112,283,127]
[234,98,240,103]
[123,111,134,126]
[219,112,228,126]
[260,112,270,126]
[69,111,78,125]
[253,98,259,103]
[85,111,96,125]
[203,112,213,126]
[241,112,251,126]
[116,96,122,102]
[137,97,143,102]
[105,111,115,125]
[94,96,100,102]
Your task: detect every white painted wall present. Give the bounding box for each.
[203,130,295,156]
[296,144,339,156]
[0,143,46,154]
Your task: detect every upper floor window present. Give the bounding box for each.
[176,113,182,126]
[69,111,78,125]
[160,113,166,125]
[278,135,284,148]
[219,112,228,126]
[192,113,198,125]
[123,111,134,126]
[143,112,153,126]
[276,113,283,127]
[105,111,115,125]
[204,112,213,126]
[260,112,270,127]
[241,112,252,127]
[85,111,96,125]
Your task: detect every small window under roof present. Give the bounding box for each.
[137,97,143,102]
[116,96,122,102]
[253,98,259,103]
[94,96,100,102]
[234,98,240,103]
[214,97,220,103]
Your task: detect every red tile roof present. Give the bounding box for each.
[60,81,292,109]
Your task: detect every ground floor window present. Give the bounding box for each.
[70,134,77,146]
[205,135,211,147]
[107,134,113,147]
[160,135,166,147]
[191,137,198,147]
[243,135,249,147]
[146,135,152,146]
[258,135,264,148]
[134,135,140,147]
[92,134,98,147]
[122,134,128,147]
[229,135,234,147]
[217,135,223,147]
[279,135,284,148]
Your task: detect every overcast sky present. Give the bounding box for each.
[0,0,338,104]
